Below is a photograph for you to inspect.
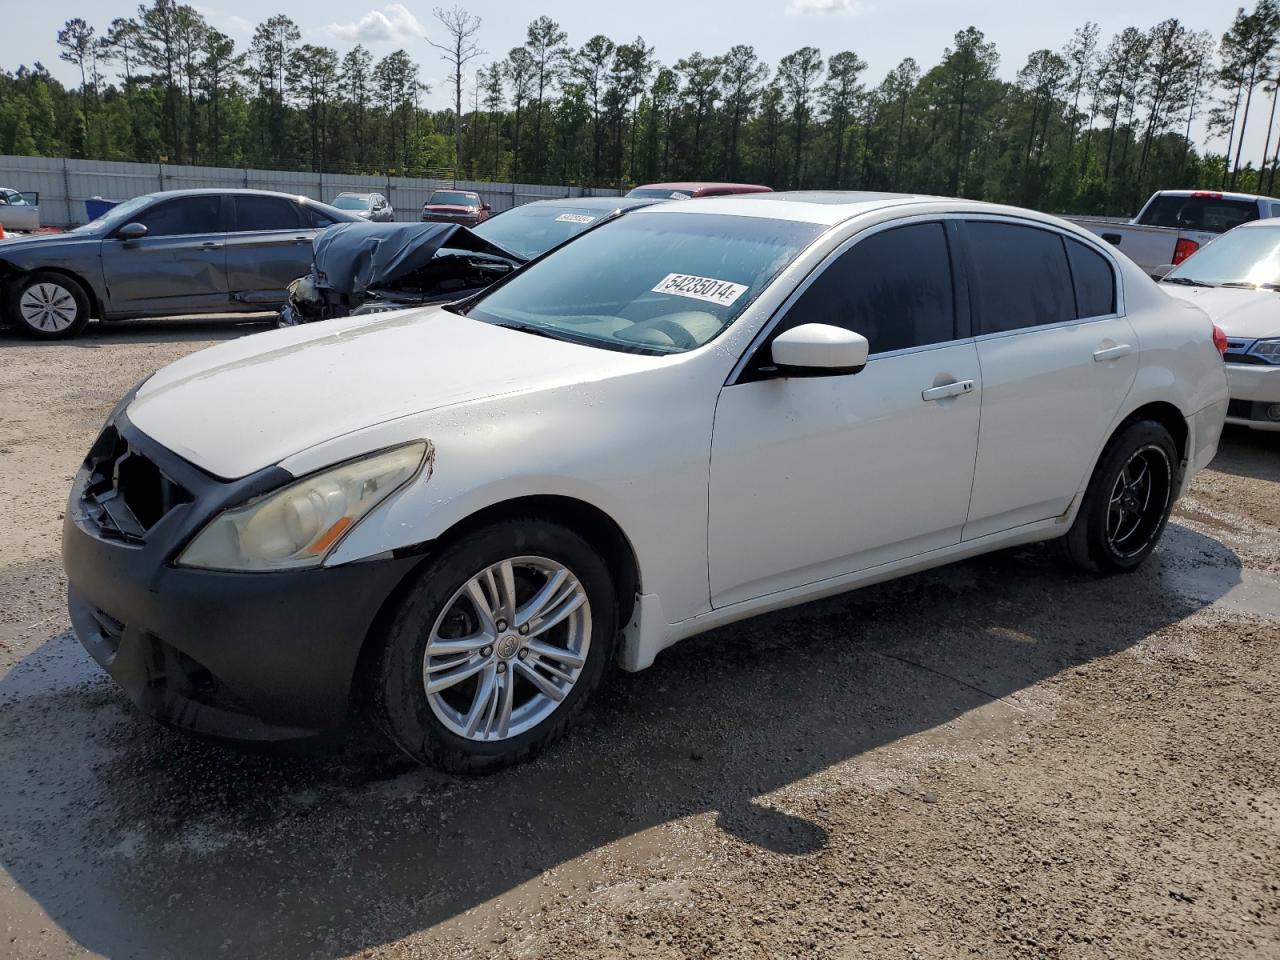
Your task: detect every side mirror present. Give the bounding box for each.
[481,202,492,211]
[771,323,869,376]
[117,222,148,241]
[1151,264,1175,280]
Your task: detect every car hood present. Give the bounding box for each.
[422,204,476,214]
[0,231,90,253]
[127,307,655,479]
[1162,284,1280,339]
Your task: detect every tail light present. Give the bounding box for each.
[1173,237,1200,264]
[1212,324,1229,356]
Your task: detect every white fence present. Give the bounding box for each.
[0,156,622,227]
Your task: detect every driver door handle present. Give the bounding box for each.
[922,379,975,402]
[1093,344,1133,362]
[200,241,222,250]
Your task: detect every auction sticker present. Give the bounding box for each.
[651,273,748,307]
[555,213,596,224]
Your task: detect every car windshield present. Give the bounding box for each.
[627,187,691,200]
[472,204,612,259]
[332,195,371,210]
[1166,226,1280,287]
[463,212,823,354]
[70,194,155,234]
[429,191,476,207]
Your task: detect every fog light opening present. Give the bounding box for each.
[1266,403,1280,422]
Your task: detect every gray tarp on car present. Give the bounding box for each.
[311,221,521,296]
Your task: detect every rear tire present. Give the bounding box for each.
[1060,419,1179,574]
[369,518,617,773]
[8,271,91,339]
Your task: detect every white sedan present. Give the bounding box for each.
[1159,218,1280,431]
[62,192,1229,771]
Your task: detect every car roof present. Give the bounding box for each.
[627,190,1083,229]
[628,190,929,225]
[635,181,770,192]
[1154,189,1275,203]
[335,191,376,198]
[431,189,480,195]
[517,196,659,211]
[135,187,342,206]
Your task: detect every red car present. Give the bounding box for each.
[625,181,773,201]
[420,189,492,226]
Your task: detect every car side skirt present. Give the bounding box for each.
[619,514,1070,672]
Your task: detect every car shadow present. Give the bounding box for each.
[0,314,278,346]
[1208,425,1280,483]
[0,522,1241,959]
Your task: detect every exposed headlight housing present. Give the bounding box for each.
[177,442,428,571]
[1249,337,1280,364]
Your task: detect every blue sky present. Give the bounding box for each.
[1,0,1267,161]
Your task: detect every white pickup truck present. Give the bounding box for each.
[1068,189,1280,276]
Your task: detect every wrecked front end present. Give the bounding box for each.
[279,221,523,326]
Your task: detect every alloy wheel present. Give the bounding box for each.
[19,282,78,333]
[423,555,591,742]
[1105,444,1172,559]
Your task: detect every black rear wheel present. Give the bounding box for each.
[1061,420,1179,573]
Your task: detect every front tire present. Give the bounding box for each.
[1061,420,1179,573]
[370,518,617,773]
[8,271,91,339]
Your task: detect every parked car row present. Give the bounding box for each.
[0,182,764,337]
[61,189,1230,773]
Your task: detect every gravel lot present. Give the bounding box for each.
[1,317,1277,960]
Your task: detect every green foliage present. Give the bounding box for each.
[6,6,1280,212]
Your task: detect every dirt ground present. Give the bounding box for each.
[1,317,1277,960]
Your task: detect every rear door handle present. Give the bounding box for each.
[200,241,222,250]
[922,379,975,402]
[1093,344,1133,362]
[1101,233,1122,246]
[294,236,312,243]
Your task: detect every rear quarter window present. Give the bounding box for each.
[1065,238,1117,318]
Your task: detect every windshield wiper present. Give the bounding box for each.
[1162,276,1214,287]
[488,319,571,343]
[1218,281,1259,289]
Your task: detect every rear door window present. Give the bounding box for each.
[1065,238,1117,318]
[1137,195,1259,233]
[777,221,958,354]
[233,195,304,232]
[133,196,222,237]
[965,221,1075,334]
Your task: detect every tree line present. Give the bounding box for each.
[4,1,1280,215]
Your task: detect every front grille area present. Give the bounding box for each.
[80,425,192,543]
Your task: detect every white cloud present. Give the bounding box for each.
[789,0,872,13]
[327,3,426,44]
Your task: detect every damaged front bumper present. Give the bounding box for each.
[62,405,419,742]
